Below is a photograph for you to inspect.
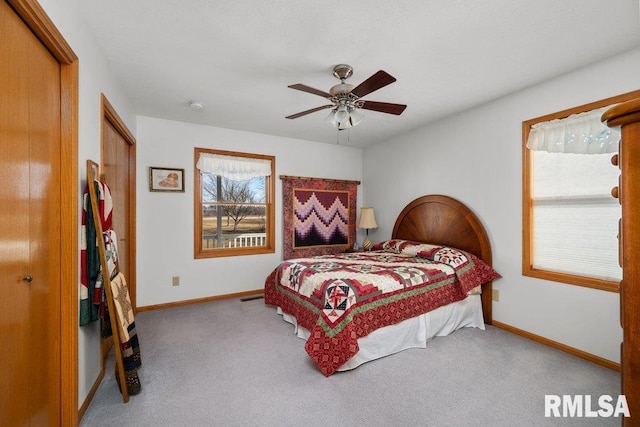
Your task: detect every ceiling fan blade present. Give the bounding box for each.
[351,70,396,98]
[360,101,407,115]
[286,104,334,119]
[288,84,332,98]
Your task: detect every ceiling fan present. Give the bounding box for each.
[286,64,407,130]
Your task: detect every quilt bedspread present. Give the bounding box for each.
[264,244,500,376]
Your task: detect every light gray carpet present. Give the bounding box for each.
[80,298,621,426]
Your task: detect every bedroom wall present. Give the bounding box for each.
[135,116,363,307]
[37,0,138,410]
[363,47,640,364]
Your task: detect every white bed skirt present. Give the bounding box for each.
[277,295,485,371]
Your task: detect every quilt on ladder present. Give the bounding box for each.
[110,272,142,395]
[264,240,500,376]
[80,179,113,326]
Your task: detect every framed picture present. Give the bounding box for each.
[149,167,185,192]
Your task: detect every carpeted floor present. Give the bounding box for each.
[80,297,622,426]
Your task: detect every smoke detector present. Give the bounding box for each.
[188,100,204,112]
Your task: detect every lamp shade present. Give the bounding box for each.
[358,207,378,229]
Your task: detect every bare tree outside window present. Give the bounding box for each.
[202,174,265,232]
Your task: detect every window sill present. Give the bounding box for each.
[523,266,620,293]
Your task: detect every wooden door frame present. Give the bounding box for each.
[6,0,79,425]
[100,94,137,310]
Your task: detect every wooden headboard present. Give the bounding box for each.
[392,194,494,324]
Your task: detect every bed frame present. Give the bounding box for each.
[391,194,494,324]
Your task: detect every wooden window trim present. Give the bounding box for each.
[194,147,275,258]
[522,90,640,293]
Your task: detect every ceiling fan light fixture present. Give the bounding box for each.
[325,109,338,126]
[349,108,364,126]
[335,105,350,123]
[326,104,364,129]
[338,119,353,130]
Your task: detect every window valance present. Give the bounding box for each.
[196,153,272,181]
[526,107,620,154]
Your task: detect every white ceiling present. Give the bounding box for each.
[77,0,640,148]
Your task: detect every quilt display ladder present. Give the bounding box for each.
[86,159,130,403]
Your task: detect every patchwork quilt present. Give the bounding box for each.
[264,240,500,376]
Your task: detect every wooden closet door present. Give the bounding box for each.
[102,102,136,309]
[0,1,62,424]
[103,120,130,276]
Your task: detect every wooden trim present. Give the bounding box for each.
[194,246,276,258]
[522,120,533,285]
[60,59,79,427]
[525,268,620,293]
[522,89,640,292]
[198,147,275,162]
[137,289,264,312]
[101,94,135,144]
[77,368,104,422]
[100,94,137,310]
[6,0,76,63]
[524,90,640,126]
[194,147,276,259]
[492,320,620,372]
[130,141,137,308]
[194,149,201,257]
[602,97,640,128]
[279,174,361,185]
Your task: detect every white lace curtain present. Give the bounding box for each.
[526,107,620,154]
[196,153,271,181]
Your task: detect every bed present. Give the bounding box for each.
[264,194,500,376]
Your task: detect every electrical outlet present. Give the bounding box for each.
[172,276,180,287]
[492,289,499,302]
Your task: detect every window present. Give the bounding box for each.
[522,91,640,291]
[194,148,275,258]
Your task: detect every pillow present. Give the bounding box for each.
[418,246,501,294]
[372,240,501,293]
[372,239,439,256]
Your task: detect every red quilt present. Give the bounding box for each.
[264,240,500,376]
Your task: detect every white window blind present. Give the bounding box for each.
[531,150,621,281]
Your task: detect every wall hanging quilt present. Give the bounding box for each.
[281,176,359,260]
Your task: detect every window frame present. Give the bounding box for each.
[194,147,275,259]
[522,90,640,292]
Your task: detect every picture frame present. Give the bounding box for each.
[149,167,185,192]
